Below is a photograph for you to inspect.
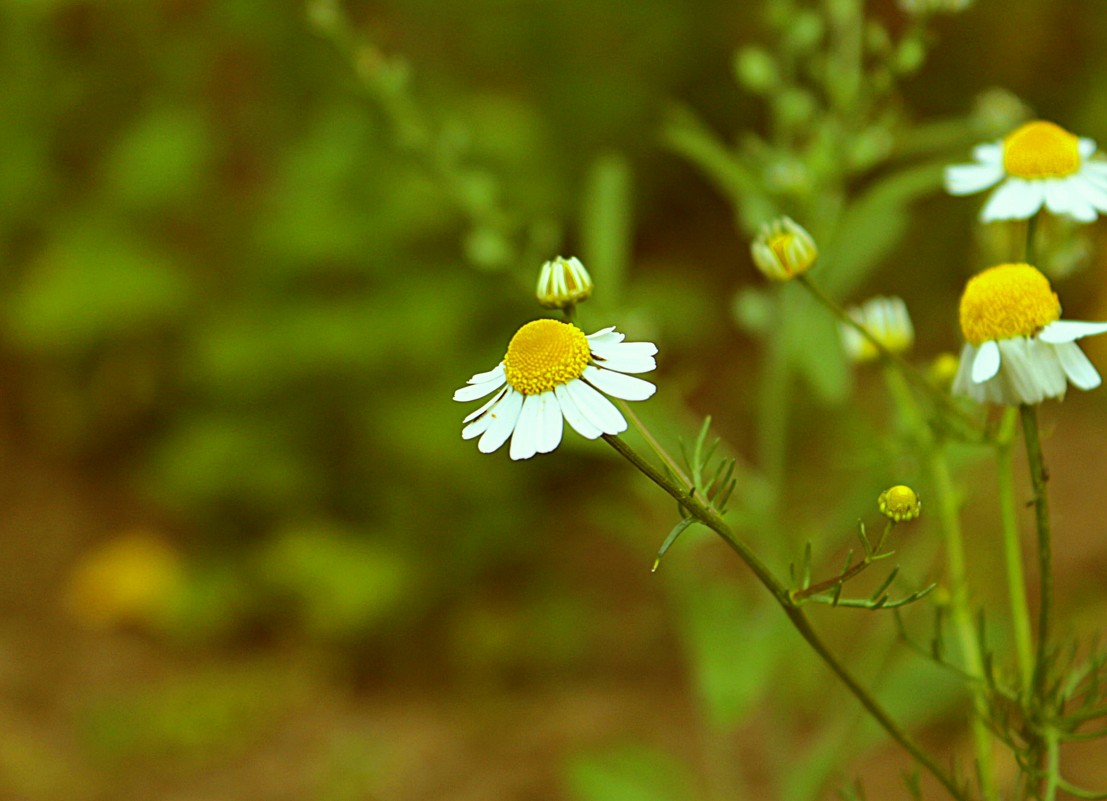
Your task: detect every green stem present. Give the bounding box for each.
[995,407,1035,693]
[1026,214,1039,265]
[603,433,970,801]
[1019,403,1053,701]
[1044,726,1060,801]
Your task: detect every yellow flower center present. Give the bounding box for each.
[503,319,591,395]
[1003,121,1081,179]
[959,263,1060,345]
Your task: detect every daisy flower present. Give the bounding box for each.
[839,296,914,363]
[951,263,1107,405]
[944,120,1107,222]
[453,319,657,460]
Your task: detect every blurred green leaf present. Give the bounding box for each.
[581,152,634,305]
[104,106,211,208]
[566,745,699,801]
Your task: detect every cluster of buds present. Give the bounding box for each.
[535,256,593,310]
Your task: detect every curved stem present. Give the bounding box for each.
[603,433,970,801]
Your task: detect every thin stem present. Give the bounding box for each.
[602,433,970,801]
[618,401,692,488]
[793,521,893,601]
[1020,403,1053,700]
[1043,726,1060,801]
[1026,214,1039,265]
[995,407,1035,693]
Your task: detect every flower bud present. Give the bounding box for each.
[536,256,593,309]
[750,216,818,281]
[839,296,914,363]
[879,485,921,523]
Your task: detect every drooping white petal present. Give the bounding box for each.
[534,391,564,454]
[1079,138,1098,160]
[478,388,523,454]
[565,379,627,435]
[997,338,1064,404]
[1039,320,1107,344]
[509,394,543,460]
[944,162,1004,195]
[462,388,509,438]
[1054,341,1102,390]
[971,340,1001,383]
[1073,175,1107,213]
[981,179,1045,222]
[553,384,602,439]
[1045,179,1096,222]
[453,372,508,402]
[582,365,656,401]
[463,386,508,424]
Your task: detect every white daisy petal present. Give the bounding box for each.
[509,394,543,460]
[583,365,656,401]
[972,142,1004,164]
[463,385,508,428]
[1048,179,1097,222]
[453,373,507,402]
[478,388,523,454]
[1073,175,1107,212]
[565,379,627,435]
[1039,320,1107,343]
[534,392,564,454]
[554,384,602,439]
[971,340,1001,383]
[981,179,1045,222]
[586,327,625,348]
[1055,341,1102,390]
[591,341,658,373]
[466,363,506,385]
[944,163,1004,195]
[1079,138,1098,159]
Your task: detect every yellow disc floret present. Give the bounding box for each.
[503,319,591,395]
[959,263,1060,345]
[1003,121,1081,179]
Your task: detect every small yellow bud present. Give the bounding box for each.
[536,256,593,309]
[879,485,921,523]
[839,296,914,362]
[750,216,818,281]
[928,352,961,389]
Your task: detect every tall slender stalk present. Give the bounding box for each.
[603,433,970,801]
[1020,403,1053,700]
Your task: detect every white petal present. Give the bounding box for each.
[453,373,507,402]
[1079,138,1098,159]
[1054,341,1101,390]
[1039,320,1107,343]
[1084,162,1107,188]
[944,163,1004,195]
[582,365,656,401]
[565,379,627,435]
[462,387,509,437]
[509,394,542,460]
[534,391,563,454]
[1045,179,1096,222]
[971,340,1001,383]
[478,389,523,454]
[972,142,1004,164]
[952,343,981,399]
[1073,175,1107,212]
[981,179,1045,222]
[466,363,505,385]
[586,327,625,348]
[590,341,658,374]
[999,338,1066,404]
[463,386,508,424]
[554,384,602,439]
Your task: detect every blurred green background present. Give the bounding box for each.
[3,1,1107,799]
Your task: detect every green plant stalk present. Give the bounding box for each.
[995,407,1035,693]
[884,367,998,800]
[1019,404,1053,700]
[602,433,970,801]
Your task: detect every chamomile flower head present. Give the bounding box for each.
[751,216,818,281]
[945,120,1107,223]
[879,485,921,523]
[951,263,1107,405]
[536,256,593,310]
[840,296,914,363]
[453,319,657,460]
